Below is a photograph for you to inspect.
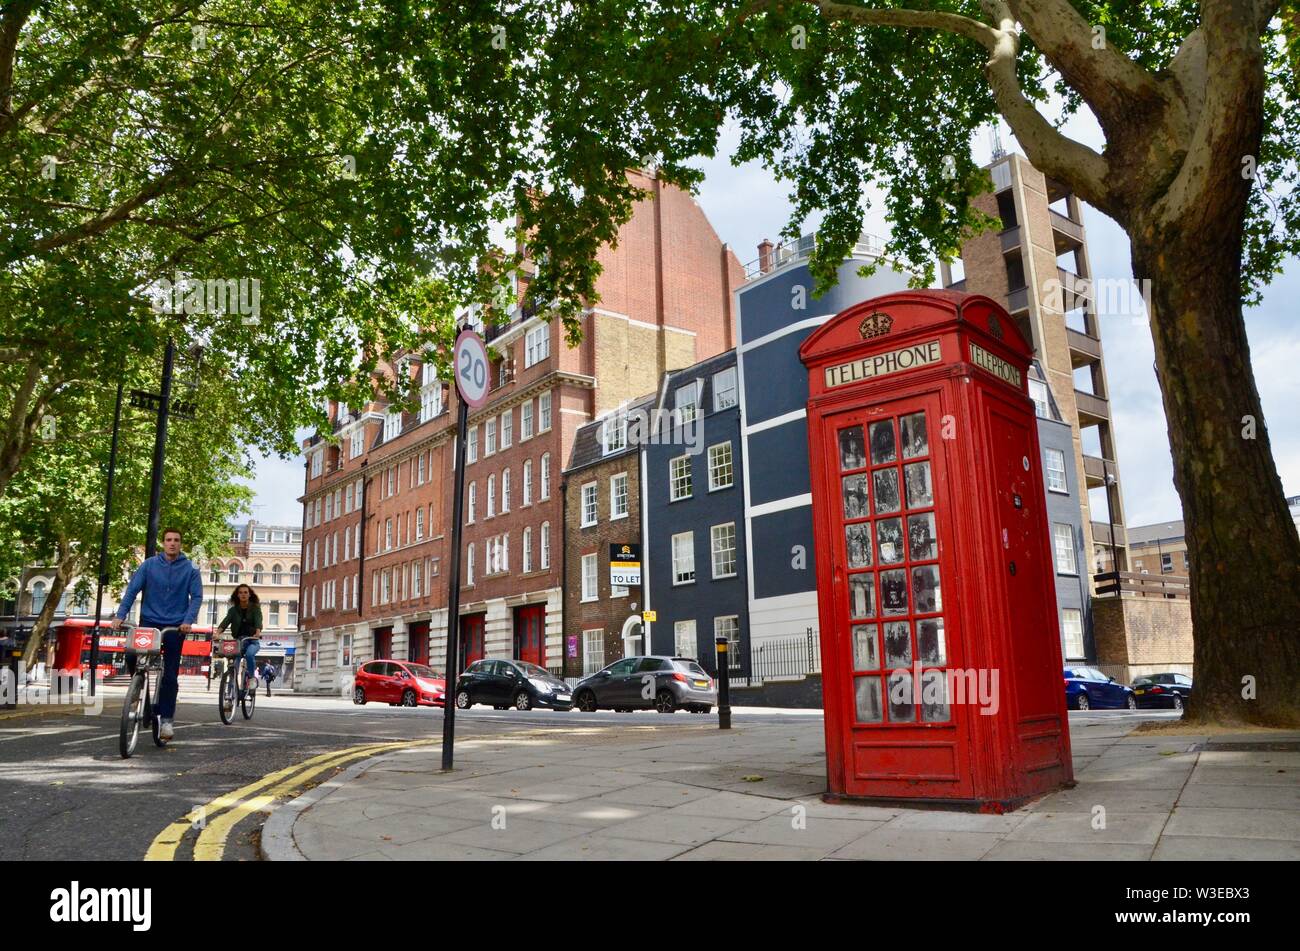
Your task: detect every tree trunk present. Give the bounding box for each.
[21,550,77,670]
[1132,229,1300,728]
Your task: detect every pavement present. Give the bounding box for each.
[262,713,1300,861]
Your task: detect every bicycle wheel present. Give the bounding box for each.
[218,668,235,725]
[150,668,169,747]
[119,671,145,759]
[240,667,256,720]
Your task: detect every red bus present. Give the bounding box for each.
[53,619,216,678]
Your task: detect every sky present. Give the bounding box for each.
[244,99,1300,532]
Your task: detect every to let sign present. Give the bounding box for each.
[609,543,641,587]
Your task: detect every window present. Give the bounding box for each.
[381,569,391,604]
[311,451,322,478]
[713,367,738,410]
[415,509,424,540]
[672,532,695,585]
[500,410,512,448]
[1061,609,1084,659]
[30,581,47,615]
[1053,523,1077,575]
[334,488,342,518]
[383,408,401,442]
[467,481,476,523]
[417,454,426,485]
[487,474,496,517]
[540,453,551,499]
[209,565,220,583]
[541,522,551,569]
[610,473,629,519]
[272,564,283,584]
[1029,379,1050,419]
[290,565,299,585]
[602,414,627,454]
[538,391,552,431]
[412,560,421,598]
[485,417,497,455]
[669,455,692,501]
[466,543,475,585]
[711,523,737,578]
[583,630,605,676]
[581,482,598,526]
[675,381,700,424]
[385,518,393,550]
[228,563,240,583]
[341,633,353,668]
[523,459,533,505]
[708,443,733,491]
[581,553,598,602]
[386,466,395,496]
[501,468,511,513]
[350,427,365,458]
[288,601,298,626]
[525,324,550,367]
[420,378,443,422]
[1160,552,1173,573]
[207,599,218,624]
[308,638,319,670]
[467,426,478,464]
[1045,448,1068,493]
[523,527,533,572]
[715,616,741,670]
[345,483,353,513]
[674,620,697,659]
[521,401,534,440]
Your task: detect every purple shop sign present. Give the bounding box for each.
[567,636,578,658]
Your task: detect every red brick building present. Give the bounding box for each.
[294,171,744,693]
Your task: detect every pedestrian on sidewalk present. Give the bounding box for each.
[261,661,276,697]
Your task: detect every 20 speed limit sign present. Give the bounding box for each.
[454,330,490,409]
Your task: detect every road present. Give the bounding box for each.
[1,688,1177,861]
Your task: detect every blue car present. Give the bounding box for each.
[1064,667,1137,711]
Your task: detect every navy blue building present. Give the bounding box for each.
[641,350,748,675]
[736,237,913,648]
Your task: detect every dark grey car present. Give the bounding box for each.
[573,656,716,713]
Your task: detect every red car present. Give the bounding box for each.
[353,660,446,707]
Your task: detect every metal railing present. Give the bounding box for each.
[1093,570,1189,600]
[730,628,822,687]
[743,231,888,280]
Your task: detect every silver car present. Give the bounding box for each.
[573,655,716,713]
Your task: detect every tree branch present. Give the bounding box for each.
[0,0,34,121]
[814,0,1111,209]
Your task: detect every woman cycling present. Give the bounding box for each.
[216,584,262,698]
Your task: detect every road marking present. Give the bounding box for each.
[146,739,436,861]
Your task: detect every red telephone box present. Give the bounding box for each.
[800,290,1073,811]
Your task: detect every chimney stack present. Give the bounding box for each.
[758,238,775,274]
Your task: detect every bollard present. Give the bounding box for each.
[715,635,731,730]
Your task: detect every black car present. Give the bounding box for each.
[1131,672,1192,710]
[454,659,573,711]
[573,656,716,713]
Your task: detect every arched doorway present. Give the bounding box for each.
[620,616,643,658]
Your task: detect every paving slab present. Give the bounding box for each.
[671,840,827,861]
[720,814,885,852]
[1003,811,1167,846]
[513,831,692,861]
[830,827,1003,861]
[430,816,593,854]
[1151,835,1300,861]
[981,841,1154,861]
[1162,806,1300,841]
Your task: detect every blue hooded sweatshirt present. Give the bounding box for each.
[115,552,204,626]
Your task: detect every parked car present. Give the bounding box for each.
[454,659,573,711]
[353,660,446,707]
[573,656,716,713]
[1131,672,1192,710]
[1064,666,1137,710]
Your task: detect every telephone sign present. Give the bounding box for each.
[454,330,490,409]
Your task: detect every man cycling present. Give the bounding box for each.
[112,527,204,740]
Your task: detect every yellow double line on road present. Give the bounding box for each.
[146,739,437,861]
